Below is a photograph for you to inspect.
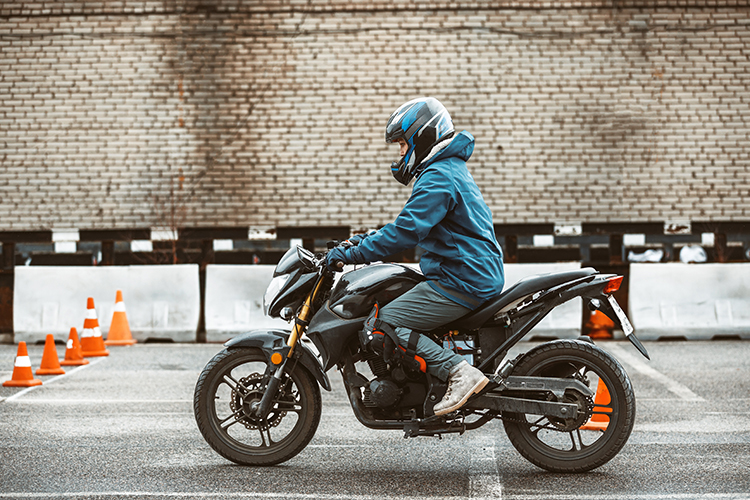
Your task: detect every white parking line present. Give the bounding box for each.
[9,399,191,404]
[2,358,105,402]
[2,493,749,500]
[607,344,705,402]
[307,444,375,448]
[469,443,502,500]
[0,493,469,499]
[3,492,746,500]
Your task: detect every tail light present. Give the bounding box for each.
[604,276,623,294]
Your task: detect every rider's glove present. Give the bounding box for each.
[325,246,350,272]
[325,245,366,272]
[346,229,378,247]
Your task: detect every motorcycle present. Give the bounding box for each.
[194,243,650,472]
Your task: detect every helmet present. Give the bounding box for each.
[385,97,455,186]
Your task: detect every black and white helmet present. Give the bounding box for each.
[385,97,455,186]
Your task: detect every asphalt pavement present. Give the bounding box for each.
[0,339,749,500]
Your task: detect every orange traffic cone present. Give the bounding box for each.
[80,297,110,357]
[581,377,612,431]
[60,327,89,366]
[105,290,136,346]
[36,334,66,375]
[586,310,615,340]
[3,341,43,387]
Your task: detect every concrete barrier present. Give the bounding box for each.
[204,265,288,343]
[503,263,584,339]
[407,262,584,337]
[629,263,750,340]
[204,261,583,343]
[13,265,200,344]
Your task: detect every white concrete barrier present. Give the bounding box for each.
[13,265,200,344]
[407,262,584,337]
[204,262,583,343]
[629,263,750,340]
[503,263,584,338]
[204,265,288,343]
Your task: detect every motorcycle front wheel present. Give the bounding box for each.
[503,339,635,473]
[194,347,322,466]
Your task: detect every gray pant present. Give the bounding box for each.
[377,281,470,381]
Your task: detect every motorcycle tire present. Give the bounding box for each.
[194,347,322,466]
[503,339,635,473]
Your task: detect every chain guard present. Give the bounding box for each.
[229,373,288,431]
[500,382,594,432]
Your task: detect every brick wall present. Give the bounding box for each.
[1,1,749,233]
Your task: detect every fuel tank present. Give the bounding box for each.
[307,263,425,370]
[329,263,425,320]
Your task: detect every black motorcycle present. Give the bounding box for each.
[194,244,650,472]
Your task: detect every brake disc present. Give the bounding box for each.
[229,373,287,431]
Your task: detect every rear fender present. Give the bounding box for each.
[225,329,331,391]
[543,277,650,360]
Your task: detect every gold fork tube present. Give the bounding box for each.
[286,276,325,357]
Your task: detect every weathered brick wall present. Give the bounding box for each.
[1,1,749,232]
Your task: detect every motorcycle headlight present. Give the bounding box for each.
[263,274,291,316]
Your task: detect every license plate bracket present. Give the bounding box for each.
[607,295,634,336]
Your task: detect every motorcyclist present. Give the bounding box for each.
[326,97,505,416]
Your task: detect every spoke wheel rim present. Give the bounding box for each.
[511,356,620,461]
[207,354,307,457]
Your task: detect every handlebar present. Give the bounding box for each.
[319,240,350,273]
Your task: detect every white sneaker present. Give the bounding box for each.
[433,360,489,416]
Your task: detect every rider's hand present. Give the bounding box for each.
[325,246,349,272]
[346,229,378,247]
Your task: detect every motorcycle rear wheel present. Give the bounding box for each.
[503,339,635,473]
[194,347,322,466]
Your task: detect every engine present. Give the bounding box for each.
[364,350,389,378]
[361,351,428,410]
[367,378,402,408]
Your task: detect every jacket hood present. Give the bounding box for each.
[420,130,474,171]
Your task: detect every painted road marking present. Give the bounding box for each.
[2,357,105,402]
[0,493,467,499]
[0,492,748,499]
[469,441,502,500]
[8,398,191,404]
[607,344,705,402]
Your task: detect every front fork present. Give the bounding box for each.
[252,269,330,418]
[253,359,289,418]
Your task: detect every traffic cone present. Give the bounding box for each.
[36,334,66,375]
[60,327,89,366]
[586,310,615,340]
[3,341,43,387]
[80,297,110,357]
[105,290,136,346]
[581,377,611,431]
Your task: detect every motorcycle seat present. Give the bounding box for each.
[448,267,598,330]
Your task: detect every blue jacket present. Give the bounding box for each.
[349,131,504,309]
